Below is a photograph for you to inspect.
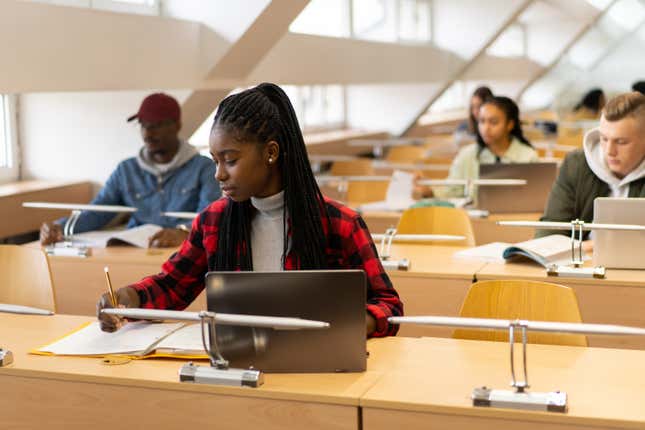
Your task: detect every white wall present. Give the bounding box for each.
[162,0,270,42]
[346,83,442,135]
[19,90,190,185]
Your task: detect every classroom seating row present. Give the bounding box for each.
[1,312,643,430]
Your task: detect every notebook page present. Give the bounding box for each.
[453,242,510,263]
[513,235,573,264]
[155,323,204,353]
[385,170,415,207]
[38,321,184,356]
[108,224,163,248]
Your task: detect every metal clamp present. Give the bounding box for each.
[570,219,585,267]
[508,321,529,392]
[62,210,82,243]
[379,228,397,260]
[179,311,264,387]
[471,319,567,413]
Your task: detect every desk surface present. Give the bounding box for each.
[477,259,645,287]
[0,180,93,239]
[24,243,182,316]
[362,336,645,429]
[386,244,484,280]
[0,313,379,406]
[361,210,541,245]
[3,314,644,430]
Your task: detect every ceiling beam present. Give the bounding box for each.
[516,0,618,100]
[179,0,309,141]
[400,0,535,137]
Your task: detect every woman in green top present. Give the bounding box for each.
[417,96,538,199]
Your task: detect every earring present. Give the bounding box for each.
[268,158,273,163]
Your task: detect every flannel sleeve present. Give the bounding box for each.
[344,214,403,337]
[129,213,209,309]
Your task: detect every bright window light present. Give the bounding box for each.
[584,0,617,10]
[606,0,645,32]
[398,0,432,42]
[353,0,397,42]
[487,24,525,58]
[0,95,12,168]
[290,0,350,38]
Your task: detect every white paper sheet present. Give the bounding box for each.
[38,321,184,356]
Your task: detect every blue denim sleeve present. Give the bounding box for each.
[56,164,125,233]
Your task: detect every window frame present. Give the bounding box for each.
[0,94,20,184]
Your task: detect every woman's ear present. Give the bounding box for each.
[506,119,515,135]
[266,140,280,165]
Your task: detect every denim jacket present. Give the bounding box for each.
[59,153,219,233]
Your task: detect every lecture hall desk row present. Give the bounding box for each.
[32,243,645,350]
[0,179,93,240]
[361,210,541,245]
[0,313,644,430]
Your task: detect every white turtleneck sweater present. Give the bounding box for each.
[250,191,288,271]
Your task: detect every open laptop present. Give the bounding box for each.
[478,162,558,213]
[593,197,645,269]
[205,270,366,373]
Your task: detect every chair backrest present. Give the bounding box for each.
[454,280,587,346]
[330,159,375,176]
[396,206,475,246]
[346,180,389,205]
[0,245,56,312]
[385,145,428,163]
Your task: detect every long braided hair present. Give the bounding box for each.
[212,83,328,271]
[476,96,532,156]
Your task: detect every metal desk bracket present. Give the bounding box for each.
[472,320,567,413]
[378,228,410,271]
[178,311,264,388]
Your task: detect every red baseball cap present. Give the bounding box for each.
[127,93,181,123]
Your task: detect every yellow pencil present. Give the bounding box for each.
[103,266,118,308]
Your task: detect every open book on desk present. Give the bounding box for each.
[33,321,208,359]
[454,234,582,267]
[69,224,163,249]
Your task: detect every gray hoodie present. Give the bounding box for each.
[583,128,645,198]
[136,140,199,178]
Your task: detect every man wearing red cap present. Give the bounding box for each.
[39,93,220,248]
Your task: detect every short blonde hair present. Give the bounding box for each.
[603,92,645,122]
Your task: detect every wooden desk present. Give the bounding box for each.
[305,129,389,156]
[476,261,645,349]
[470,212,540,245]
[0,180,92,239]
[362,210,541,245]
[0,313,380,430]
[362,337,645,430]
[385,245,481,338]
[24,243,206,316]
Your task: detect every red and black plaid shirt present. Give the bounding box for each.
[130,196,403,337]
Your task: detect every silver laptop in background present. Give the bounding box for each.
[593,197,645,269]
[478,162,558,213]
[205,270,366,373]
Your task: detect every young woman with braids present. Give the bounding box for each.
[415,96,538,199]
[97,83,403,337]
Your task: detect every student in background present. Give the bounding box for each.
[538,92,645,242]
[97,83,403,337]
[454,86,494,144]
[416,96,538,198]
[39,93,220,248]
[571,88,606,121]
[632,81,645,95]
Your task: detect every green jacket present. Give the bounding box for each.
[537,150,645,239]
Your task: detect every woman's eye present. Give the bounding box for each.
[225,159,237,166]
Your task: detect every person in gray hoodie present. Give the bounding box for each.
[537,92,645,241]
